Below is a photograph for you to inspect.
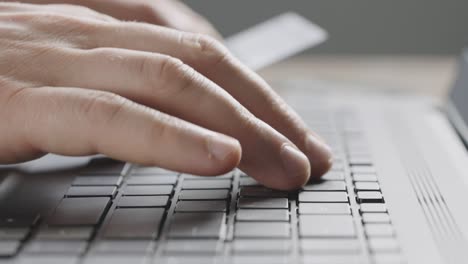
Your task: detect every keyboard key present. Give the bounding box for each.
[81,159,125,175]
[131,166,178,175]
[365,224,394,237]
[360,204,387,213]
[49,197,110,226]
[299,215,356,238]
[83,255,146,264]
[232,256,289,264]
[331,163,344,171]
[239,186,288,198]
[362,213,391,224]
[298,203,350,215]
[65,186,117,198]
[232,239,290,253]
[302,255,364,264]
[73,176,122,186]
[303,181,346,191]
[24,240,87,254]
[239,177,260,186]
[299,192,348,203]
[356,191,384,203]
[183,172,233,179]
[372,253,406,264]
[348,157,373,165]
[182,179,231,189]
[123,185,173,196]
[300,238,361,253]
[353,174,378,182]
[350,165,376,174]
[175,201,227,212]
[355,182,380,191]
[16,256,79,264]
[164,239,221,254]
[0,241,20,257]
[179,189,230,200]
[103,208,164,239]
[368,238,400,252]
[0,227,29,240]
[321,171,345,181]
[91,240,152,254]
[0,214,39,227]
[126,175,177,185]
[236,209,289,221]
[238,198,289,209]
[117,196,169,208]
[168,213,225,239]
[234,222,290,238]
[36,226,94,240]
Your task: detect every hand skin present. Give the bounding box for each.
[0,2,333,190]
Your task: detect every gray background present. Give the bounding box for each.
[184,0,468,55]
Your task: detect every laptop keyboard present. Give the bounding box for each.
[0,109,407,264]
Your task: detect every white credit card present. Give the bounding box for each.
[225,12,328,71]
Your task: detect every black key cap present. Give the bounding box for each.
[65,186,117,198]
[0,214,40,227]
[131,166,177,175]
[238,198,288,209]
[239,187,288,198]
[356,191,384,203]
[168,213,225,239]
[360,204,387,213]
[299,215,356,238]
[362,213,391,224]
[355,182,380,191]
[36,226,94,240]
[175,201,226,212]
[72,176,122,186]
[117,196,169,208]
[350,165,376,174]
[91,240,152,254]
[182,179,231,189]
[103,208,164,239]
[298,203,351,215]
[299,192,348,203]
[234,222,290,238]
[24,240,87,254]
[353,174,378,182]
[123,185,173,196]
[49,197,110,226]
[126,175,177,185]
[179,189,230,200]
[81,158,125,175]
[303,181,346,191]
[236,209,289,221]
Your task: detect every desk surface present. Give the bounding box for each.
[259,55,456,97]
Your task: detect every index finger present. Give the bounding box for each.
[90,23,333,179]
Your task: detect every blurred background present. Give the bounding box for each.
[185,0,468,55]
[184,0,468,97]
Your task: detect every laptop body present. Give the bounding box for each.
[1,49,468,263]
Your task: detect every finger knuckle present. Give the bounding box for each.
[82,91,128,125]
[158,56,199,95]
[192,34,230,67]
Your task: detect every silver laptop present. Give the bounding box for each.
[1,48,468,263]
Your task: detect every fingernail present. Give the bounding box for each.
[280,143,311,183]
[305,134,333,169]
[207,133,240,162]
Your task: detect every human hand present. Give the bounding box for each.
[0,2,332,190]
[10,0,222,39]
